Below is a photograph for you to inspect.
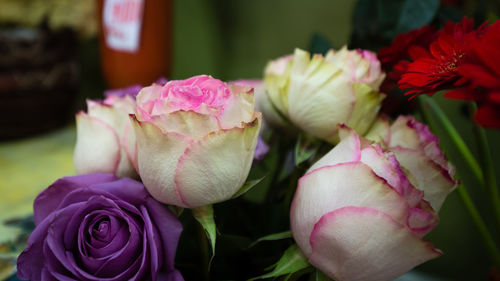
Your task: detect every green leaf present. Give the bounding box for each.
[248,230,292,248]
[351,0,438,46]
[295,134,319,166]
[192,205,217,259]
[231,176,266,199]
[248,244,310,280]
[394,0,439,34]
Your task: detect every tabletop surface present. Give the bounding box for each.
[0,126,76,278]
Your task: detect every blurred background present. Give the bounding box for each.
[1,0,500,280]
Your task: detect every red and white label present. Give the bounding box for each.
[103,0,145,52]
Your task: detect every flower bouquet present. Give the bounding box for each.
[9,2,500,281]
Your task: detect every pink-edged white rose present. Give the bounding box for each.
[131,75,261,208]
[74,95,138,178]
[324,46,385,90]
[366,115,458,211]
[262,48,385,143]
[290,126,442,281]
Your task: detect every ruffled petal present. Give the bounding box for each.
[308,206,442,281]
[391,147,457,211]
[388,116,424,149]
[148,110,220,140]
[217,83,255,129]
[174,116,261,207]
[290,162,410,256]
[408,201,439,237]
[345,83,385,135]
[87,98,133,131]
[360,145,424,207]
[135,84,164,120]
[131,116,192,207]
[287,49,356,143]
[307,126,361,172]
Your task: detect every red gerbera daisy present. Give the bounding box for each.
[398,18,486,99]
[446,21,500,128]
[378,25,436,70]
[378,25,436,97]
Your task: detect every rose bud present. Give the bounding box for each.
[17,174,184,281]
[290,127,442,281]
[262,48,385,143]
[131,75,261,208]
[324,46,386,91]
[74,95,138,178]
[366,115,458,211]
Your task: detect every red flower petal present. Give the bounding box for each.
[378,25,436,69]
[444,88,479,101]
[397,18,484,98]
[474,105,500,128]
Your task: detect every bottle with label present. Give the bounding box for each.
[97,0,172,89]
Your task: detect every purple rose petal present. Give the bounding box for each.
[17,174,184,281]
[34,174,118,225]
[104,85,143,99]
[145,197,183,271]
[104,77,168,99]
[253,136,270,162]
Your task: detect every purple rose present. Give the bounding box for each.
[17,174,184,281]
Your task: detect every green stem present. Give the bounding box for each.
[456,182,500,269]
[470,103,500,233]
[418,95,484,185]
[196,219,210,281]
